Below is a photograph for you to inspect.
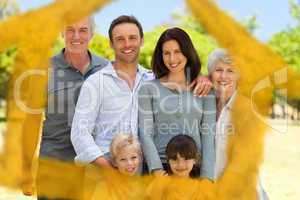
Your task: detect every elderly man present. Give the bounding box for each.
[38,16,108,200]
[40,16,108,161]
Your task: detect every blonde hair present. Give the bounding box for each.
[110,133,142,161]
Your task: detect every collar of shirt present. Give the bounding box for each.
[224,90,237,111]
[216,90,237,130]
[52,48,106,71]
[100,61,151,80]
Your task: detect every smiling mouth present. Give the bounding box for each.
[71,42,82,45]
[169,63,180,68]
[126,167,136,173]
[122,49,134,54]
[218,81,230,86]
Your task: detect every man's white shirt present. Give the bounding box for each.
[71,62,153,164]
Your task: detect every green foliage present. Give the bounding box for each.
[89,34,114,60]
[171,12,206,34]
[0,1,19,104]
[139,26,167,69]
[52,37,64,55]
[51,33,114,60]
[185,28,217,74]
[269,28,300,72]
[0,0,19,20]
[241,15,260,33]
[268,0,300,72]
[289,0,300,24]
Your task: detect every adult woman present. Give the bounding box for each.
[207,48,269,199]
[138,27,216,180]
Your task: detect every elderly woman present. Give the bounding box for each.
[207,49,269,200]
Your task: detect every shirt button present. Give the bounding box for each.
[176,112,182,118]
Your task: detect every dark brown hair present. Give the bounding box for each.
[151,27,201,82]
[108,15,144,42]
[166,134,201,166]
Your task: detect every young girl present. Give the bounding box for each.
[109,133,142,175]
[144,135,201,200]
[166,134,201,178]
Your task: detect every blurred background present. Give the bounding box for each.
[0,0,299,199]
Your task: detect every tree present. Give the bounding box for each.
[0,0,19,19]
[290,0,300,24]
[268,0,300,72]
[0,0,19,107]
[268,0,300,117]
[241,14,260,34]
[89,34,114,60]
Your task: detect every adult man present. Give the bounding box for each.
[71,15,212,169]
[40,16,108,161]
[38,16,108,200]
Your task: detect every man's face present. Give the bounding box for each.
[110,23,143,64]
[62,17,93,54]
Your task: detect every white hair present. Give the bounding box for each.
[207,48,233,75]
[88,15,96,33]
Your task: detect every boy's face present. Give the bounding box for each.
[169,153,196,178]
[114,146,141,175]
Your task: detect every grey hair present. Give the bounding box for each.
[62,16,96,36]
[207,48,233,75]
[88,15,96,33]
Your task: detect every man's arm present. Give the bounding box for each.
[93,156,112,168]
[71,73,107,166]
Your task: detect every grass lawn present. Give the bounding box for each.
[0,119,299,200]
[260,120,300,200]
[0,188,33,200]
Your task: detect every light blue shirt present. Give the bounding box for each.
[71,62,153,164]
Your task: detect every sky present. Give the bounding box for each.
[15,0,296,42]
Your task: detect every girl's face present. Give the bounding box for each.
[169,153,196,178]
[162,40,187,76]
[114,146,141,176]
[211,60,239,98]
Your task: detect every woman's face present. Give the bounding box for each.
[211,60,239,97]
[162,40,187,76]
[169,153,196,178]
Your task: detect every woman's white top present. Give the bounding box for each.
[214,92,269,200]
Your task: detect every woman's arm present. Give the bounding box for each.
[199,91,217,180]
[138,82,164,173]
